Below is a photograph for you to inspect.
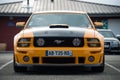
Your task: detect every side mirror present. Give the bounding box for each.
[94,22,103,27]
[16,22,25,28]
[116,35,120,41]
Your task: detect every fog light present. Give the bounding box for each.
[88,56,95,62]
[23,56,29,62]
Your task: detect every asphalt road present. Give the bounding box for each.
[0,52,120,80]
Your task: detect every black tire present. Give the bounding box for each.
[92,56,104,73]
[14,57,27,72]
[92,64,104,72]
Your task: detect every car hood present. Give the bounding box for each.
[104,38,119,42]
[19,26,96,38]
[33,27,86,37]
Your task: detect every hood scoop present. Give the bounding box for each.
[49,24,69,28]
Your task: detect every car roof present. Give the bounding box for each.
[33,11,87,14]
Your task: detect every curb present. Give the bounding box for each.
[0,51,13,53]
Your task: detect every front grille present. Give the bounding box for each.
[32,57,39,63]
[42,57,75,64]
[104,42,110,49]
[34,37,84,47]
[78,57,85,63]
[111,47,120,50]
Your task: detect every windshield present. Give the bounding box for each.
[27,13,91,28]
[99,31,115,38]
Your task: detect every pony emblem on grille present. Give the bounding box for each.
[54,40,64,44]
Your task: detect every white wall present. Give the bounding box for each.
[108,19,120,35]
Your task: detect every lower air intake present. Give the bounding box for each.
[42,57,75,64]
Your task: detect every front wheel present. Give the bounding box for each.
[91,56,104,73]
[91,64,104,72]
[14,57,27,72]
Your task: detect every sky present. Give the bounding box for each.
[80,0,120,6]
[0,0,120,6]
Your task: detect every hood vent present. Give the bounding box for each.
[49,24,69,28]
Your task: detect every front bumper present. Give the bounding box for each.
[14,47,104,65]
[15,62,103,67]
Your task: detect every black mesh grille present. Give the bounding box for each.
[104,42,110,49]
[32,57,39,63]
[42,57,75,64]
[34,37,84,47]
[78,57,85,63]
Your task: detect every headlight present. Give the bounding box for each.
[112,41,119,47]
[36,38,45,46]
[72,38,81,47]
[17,38,31,47]
[87,38,100,47]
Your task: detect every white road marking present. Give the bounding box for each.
[105,63,120,73]
[0,60,13,70]
[0,59,120,73]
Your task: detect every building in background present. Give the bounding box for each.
[0,0,120,50]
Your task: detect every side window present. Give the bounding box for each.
[102,20,108,29]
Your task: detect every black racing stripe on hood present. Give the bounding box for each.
[32,27,86,37]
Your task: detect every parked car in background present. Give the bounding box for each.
[98,29,120,54]
[116,35,120,41]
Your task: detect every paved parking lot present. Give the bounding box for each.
[0,52,120,80]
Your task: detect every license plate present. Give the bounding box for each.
[46,50,72,56]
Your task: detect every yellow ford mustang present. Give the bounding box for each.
[14,11,104,72]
